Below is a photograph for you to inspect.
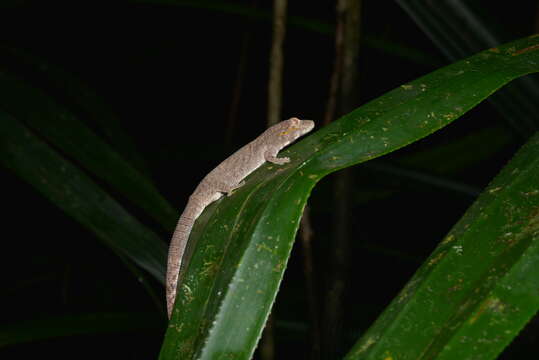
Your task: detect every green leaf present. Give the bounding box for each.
[160,35,539,359]
[346,131,539,359]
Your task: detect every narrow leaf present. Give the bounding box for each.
[346,132,539,360]
[0,69,178,231]
[0,113,167,283]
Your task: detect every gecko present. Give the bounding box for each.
[166,117,314,318]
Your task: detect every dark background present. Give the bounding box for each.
[1,1,539,358]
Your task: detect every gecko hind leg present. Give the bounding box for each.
[217,180,245,196]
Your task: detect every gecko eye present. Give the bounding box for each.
[280,125,299,136]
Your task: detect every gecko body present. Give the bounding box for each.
[166,117,314,317]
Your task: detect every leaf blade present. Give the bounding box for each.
[345,132,539,360]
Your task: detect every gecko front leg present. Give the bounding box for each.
[264,147,290,165]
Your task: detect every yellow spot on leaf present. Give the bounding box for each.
[512,44,539,56]
[441,234,455,245]
[356,336,377,353]
[523,189,539,196]
[257,243,274,253]
[469,297,504,324]
[428,250,446,266]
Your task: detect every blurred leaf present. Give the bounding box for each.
[133,0,441,66]
[0,112,167,283]
[396,0,539,136]
[0,44,154,180]
[160,35,539,359]
[361,126,513,198]
[0,69,178,231]
[397,125,514,175]
[363,161,482,197]
[0,312,162,348]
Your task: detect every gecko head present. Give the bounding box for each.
[276,117,315,142]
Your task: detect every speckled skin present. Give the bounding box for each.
[166,118,314,318]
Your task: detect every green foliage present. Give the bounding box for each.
[0,6,538,358]
[160,35,539,359]
[346,132,539,359]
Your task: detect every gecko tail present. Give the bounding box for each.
[166,213,196,318]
